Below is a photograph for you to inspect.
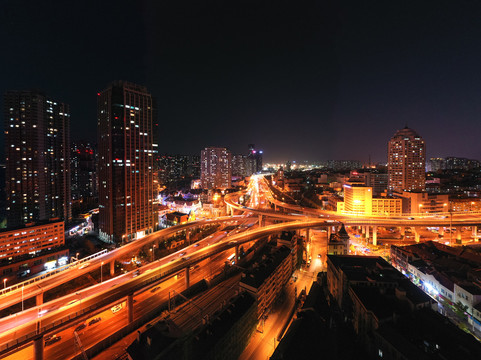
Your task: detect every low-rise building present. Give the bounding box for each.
[239,245,292,318]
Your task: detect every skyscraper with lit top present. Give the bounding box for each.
[97,81,158,243]
[388,126,425,193]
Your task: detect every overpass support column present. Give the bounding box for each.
[438,227,444,237]
[274,204,277,211]
[365,226,370,241]
[258,215,263,227]
[33,335,44,360]
[235,245,239,264]
[414,228,420,243]
[456,227,462,244]
[327,226,331,239]
[127,294,134,324]
[472,226,478,241]
[400,227,405,238]
[361,226,366,237]
[306,229,310,243]
[186,230,191,245]
[185,268,190,288]
[110,261,115,276]
[36,292,43,306]
[372,226,378,246]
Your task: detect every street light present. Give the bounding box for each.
[3,278,6,289]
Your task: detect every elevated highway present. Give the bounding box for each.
[0,218,338,358]
[0,216,246,312]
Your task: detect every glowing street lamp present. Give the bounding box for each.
[3,278,6,289]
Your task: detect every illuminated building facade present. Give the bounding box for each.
[97,81,158,243]
[4,91,71,227]
[343,180,372,214]
[232,154,248,177]
[388,127,425,193]
[71,142,97,200]
[0,221,64,260]
[246,144,263,175]
[201,147,232,189]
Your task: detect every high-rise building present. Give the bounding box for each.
[246,144,263,175]
[232,154,248,177]
[71,142,97,200]
[97,81,158,243]
[388,127,425,193]
[200,147,232,189]
[4,91,71,227]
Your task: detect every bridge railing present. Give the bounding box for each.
[0,249,109,297]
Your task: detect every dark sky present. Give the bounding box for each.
[2,0,481,164]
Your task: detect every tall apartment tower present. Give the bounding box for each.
[247,144,263,175]
[388,126,425,193]
[4,91,71,227]
[97,81,158,243]
[71,142,97,200]
[201,147,232,189]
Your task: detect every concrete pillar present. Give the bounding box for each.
[36,293,43,307]
[186,231,191,245]
[235,245,239,264]
[361,226,366,235]
[258,215,263,227]
[33,335,44,360]
[365,226,370,240]
[327,226,331,239]
[372,226,377,246]
[456,227,462,244]
[185,268,190,288]
[414,228,420,243]
[472,226,477,240]
[127,294,134,324]
[274,204,277,211]
[400,226,405,238]
[110,261,115,276]
[306,229,310,243]
[438,227,444,236]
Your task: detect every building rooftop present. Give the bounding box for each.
[240,245,291,289]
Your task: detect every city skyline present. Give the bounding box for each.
[2,1,481,162]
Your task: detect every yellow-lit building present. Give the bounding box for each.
[343,180,372,214]
[339,179,402,216]
[372,197,402,215]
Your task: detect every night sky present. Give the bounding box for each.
[2,0,481,163]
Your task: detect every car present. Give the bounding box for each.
[408,217,414,220]
[317,254,321,258]
[111,304,123,313]
[179,252,186,257]
[79,262,90,269]
[150,286,160,293]
[133,270,140,277]
[45,335,61,346]
[88,317,101,326]
[193,243,199,247]
[74,323,86,332]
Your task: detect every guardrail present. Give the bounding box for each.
[0,219,331,355]
[0,249,109,297]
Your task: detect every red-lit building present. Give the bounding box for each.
[0,221,67,280]
[97,81,159,243]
